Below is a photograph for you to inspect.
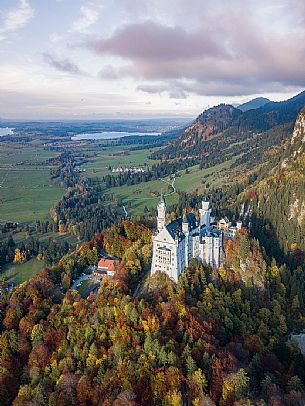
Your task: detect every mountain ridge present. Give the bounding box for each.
[237,97,271,112]
[154,90,305,160]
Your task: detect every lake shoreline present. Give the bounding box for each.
[72,131,161,141]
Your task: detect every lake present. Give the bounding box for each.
[72,131,161,140]
[0,127,14,136]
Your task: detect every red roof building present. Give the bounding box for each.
[97,258,120,276]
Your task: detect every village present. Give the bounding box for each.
[110,166,146,173]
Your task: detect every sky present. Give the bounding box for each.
[0,0,305,119]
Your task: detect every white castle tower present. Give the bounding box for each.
[157,193,166,231]
[199,200,211,227]
[182,212,190,268]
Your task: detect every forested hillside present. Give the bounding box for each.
[238,107,305,266]
[154,91,305,161]
[1,222,305,405]
[237,98,271,112]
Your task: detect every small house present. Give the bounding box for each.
[97,258,121,277]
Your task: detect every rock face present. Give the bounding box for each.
[180,104,241,145]
[291,107,305,148]
[243,107,305,257]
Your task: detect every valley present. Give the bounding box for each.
[2,2,305,404]
[1,91,305,287]
[0,93,305,406]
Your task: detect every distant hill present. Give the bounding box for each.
[179,104,242,147]
[237,97,271,112]
[153,90,305,161]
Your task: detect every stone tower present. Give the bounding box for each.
[182,211,190,267]
[199,200,211,227]
[157,193,166,231]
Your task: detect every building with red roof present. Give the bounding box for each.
[97,258,121,276]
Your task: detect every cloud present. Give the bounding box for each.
[83,2,305,97]
[98,65,121,80]
[70,5,99,33]
[86,20,222,61]
[137,83,187,99]
[43,53,87,75]
[0,0,35,40]
[137,84,170,94]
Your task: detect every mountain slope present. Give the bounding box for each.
[238,97,271,112]
[238,107,305,262]
[152,91,305,186]
[180,104,242,146]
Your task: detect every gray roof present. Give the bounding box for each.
[200,226,221,238]
[166,213,198,239]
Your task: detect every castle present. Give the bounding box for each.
[151,196,240,282]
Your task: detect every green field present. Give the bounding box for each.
[0,142,64,223]
[2,257,44,285]
[81,143,237,214]
[103,158,236,213]
[78,279,99,298]
[83,145,160,178]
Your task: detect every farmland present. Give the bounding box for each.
[0,141,63,223]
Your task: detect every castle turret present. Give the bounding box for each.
[182,212,189,234]
[236,220,242,231]
[157,193,166,231]
[199,200,211,227]
[182,211,189,268]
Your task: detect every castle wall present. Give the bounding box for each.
[151,228,185,282]
[151,199,223,282]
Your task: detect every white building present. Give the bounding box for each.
[217,217,242,239]
[151,196,223,282]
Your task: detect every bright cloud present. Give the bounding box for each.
[70,5,99,33]
[0,0,304,118]
[0,0,35,40]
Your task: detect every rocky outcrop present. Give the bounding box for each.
[179,104,241,145]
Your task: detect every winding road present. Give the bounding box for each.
[126,175,177,202]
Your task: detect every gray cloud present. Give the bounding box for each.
[86,20,223,61]
[83,2,305,97]
[137,84,169,94]
[137,83,187,99]
[43,53,86,75]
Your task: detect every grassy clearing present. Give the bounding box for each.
[174,158,236,193]
[2,257,44,285]
[83,145,160,178]
[104,158,236,214]
[0,232,79,254]
[78,279,99,298]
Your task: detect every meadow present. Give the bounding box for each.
[0,141,64,223]
[83,144,160,178]
[80,142,237,214]
[0,136,238,223]
[102,158,236,213]
[2,257,44,285]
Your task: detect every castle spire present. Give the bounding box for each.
[160,191,164,204]
[182,209,189,234]
[157,191,166,231]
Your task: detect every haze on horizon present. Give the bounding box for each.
[0,0,305,120]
